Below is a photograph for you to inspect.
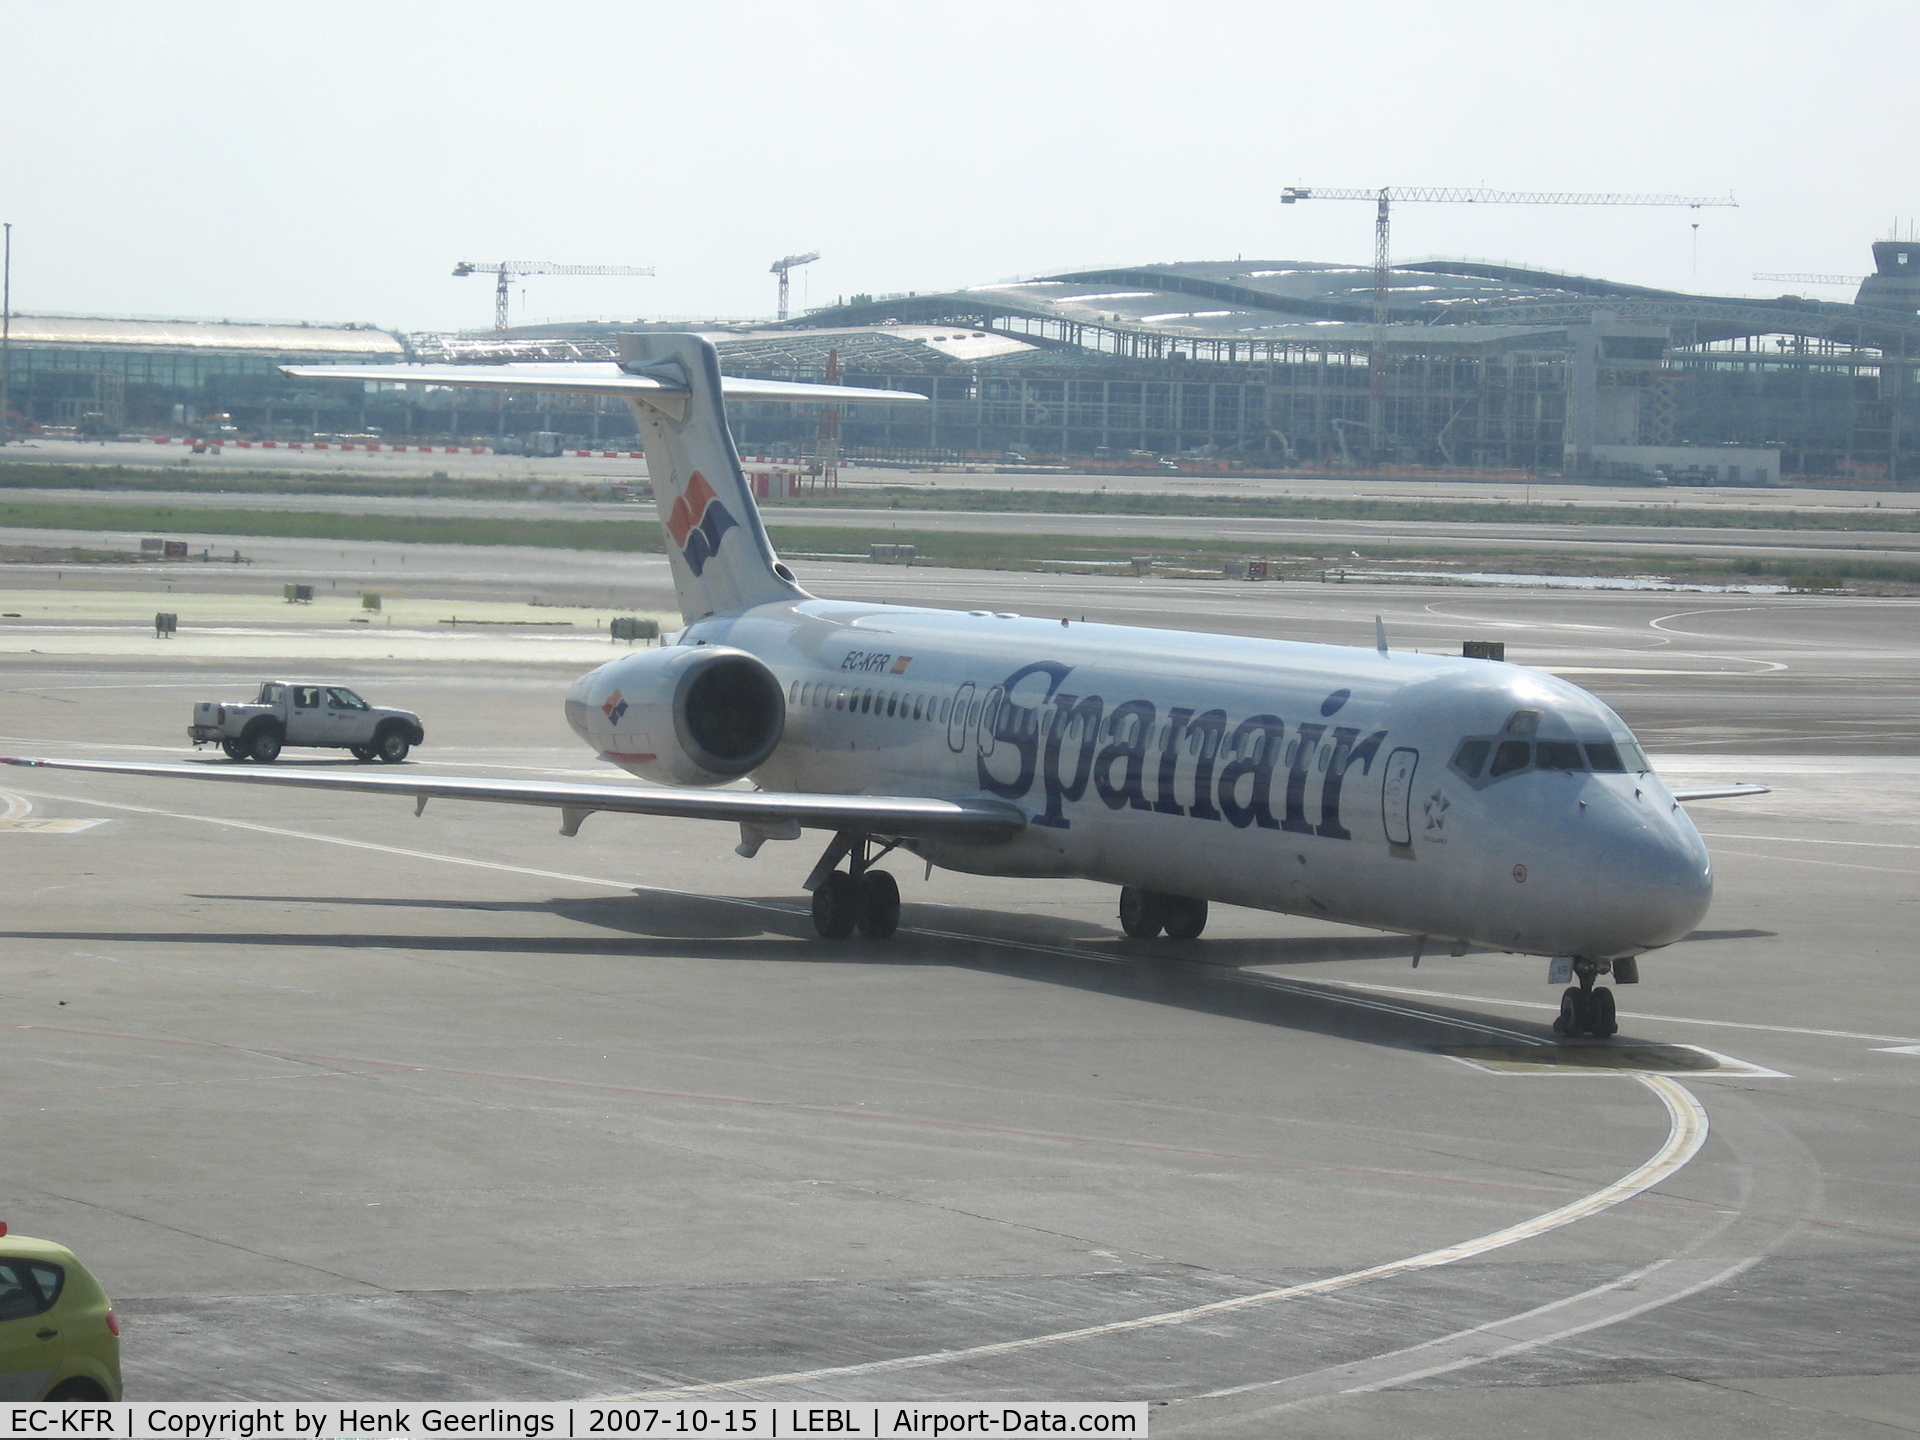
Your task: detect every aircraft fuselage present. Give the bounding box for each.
[569,599,1713,962]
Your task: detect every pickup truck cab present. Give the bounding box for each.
[190,681,426,764]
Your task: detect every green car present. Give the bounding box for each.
[0,1227,121,1400]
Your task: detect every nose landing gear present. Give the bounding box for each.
[1553,958,1620,1039]
[807,832,902,941]
[1118,886,1208,940]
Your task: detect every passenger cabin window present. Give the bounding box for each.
[259,684,286,704]
[293,686,322,709]
[1451,739,1491,779]
[327,688,368,710]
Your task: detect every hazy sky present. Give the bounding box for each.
[4,1,1912,332]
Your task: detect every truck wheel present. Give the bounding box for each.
[221,739,249,762]
[248,727,283,763]
[375,727,411,764]
[349,745,377,762]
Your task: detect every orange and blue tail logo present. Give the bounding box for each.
[665,472,738,577]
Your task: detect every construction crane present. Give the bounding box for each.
[771,252,820,322]
[1755,272,1863,287]
[453,260,655,332]
[1280,187,1738,459]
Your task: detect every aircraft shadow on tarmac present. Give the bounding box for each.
[10,886,1566,1052]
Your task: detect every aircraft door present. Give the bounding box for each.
[946,682,976,753]
[1382,746,1418,849]
[976,686,1003,759]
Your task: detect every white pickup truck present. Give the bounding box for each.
[189,682,426,764]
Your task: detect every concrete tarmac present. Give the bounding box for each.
[0,562,1915,1435]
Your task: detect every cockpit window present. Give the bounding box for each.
[1536,740,1585,771]
[1455,712,1651,788]
[1489,740,1531,777]
[1450,738,1491,779]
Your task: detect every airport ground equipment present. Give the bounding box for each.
[453,260,655,332]
[188,681,424,764]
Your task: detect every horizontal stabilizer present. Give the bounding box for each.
[281,362,919,405]
[0,757,1022,843]
[1669,783,1771,802]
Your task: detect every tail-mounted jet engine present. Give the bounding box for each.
[566,645,785,786]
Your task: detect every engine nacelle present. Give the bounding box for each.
[565,644,786,787]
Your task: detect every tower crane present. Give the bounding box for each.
[1755,272,1862,287]
[771,252,819,322]
[453,260,655,332]
[1279,187,1737,459]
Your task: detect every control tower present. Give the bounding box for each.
[1855,240,1920,311]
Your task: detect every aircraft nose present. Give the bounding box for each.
[1592,796,1713,951]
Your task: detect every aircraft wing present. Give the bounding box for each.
[0,758,1024,843]
[280,363,919,405]
[1669,784,1771,802]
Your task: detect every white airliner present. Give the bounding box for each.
[4,334,1765,1040]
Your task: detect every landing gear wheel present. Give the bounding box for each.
[1162,896,1208,940]
[1118,886,1166,939]
[375,729,411,763]
[350,744,377,762]
[811,871,857,939]
[1589,986,1618,1038]
[855,870,900,940]
[1554,986,1591,1038]
[221,738,249,762]
[247,728,282,763]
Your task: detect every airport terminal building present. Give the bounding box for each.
[5,241,1916,484]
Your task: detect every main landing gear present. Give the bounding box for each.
[1118,886,1208,940]
[1553,958,1620,1039]
[808,832,902,941]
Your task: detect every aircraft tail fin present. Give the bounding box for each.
[617,334,802,621]
[282,336,921,624]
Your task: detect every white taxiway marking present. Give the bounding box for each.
[1712,846,1918,877]
[1333,981,1920,1047]
[601,1075,1707,1400]
[1699,831,1920,852]
[0,789,106,832]
[13,781,1725,1401]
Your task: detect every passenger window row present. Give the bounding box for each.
[1451,736,1648,781]
[792,679,953,725]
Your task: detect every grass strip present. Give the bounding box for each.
[1,499,1916,588]
[6,460,1918,533]
[766,485,1920,532]
[0,460,613,503]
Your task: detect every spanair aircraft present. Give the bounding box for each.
[3,334,1766,1040]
